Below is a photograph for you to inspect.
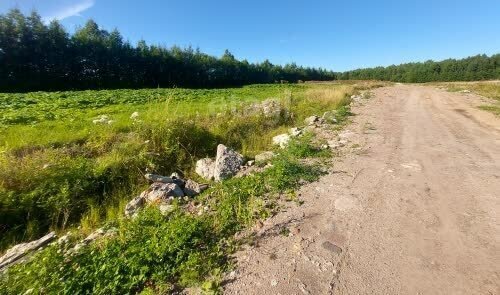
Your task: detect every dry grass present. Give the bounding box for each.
[304,85,353,108]
[436,81,500,116]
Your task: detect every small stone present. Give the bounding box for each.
[130,112,139,119]
[246,160,255,166]
[290,127,303,137]
[255,151,276,163]
[183,179,209,197]
[170,172,181,179]
[271,279,278,286]
[304,115,320,125]
[272,133,291,148]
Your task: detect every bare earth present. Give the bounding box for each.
[223,85,500,294]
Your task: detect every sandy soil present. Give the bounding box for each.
[223,85,500,294]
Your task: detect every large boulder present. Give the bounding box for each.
[195,158,215,180]
[272,133,290,148]
[213,144,244,181]
[142,182,184,203]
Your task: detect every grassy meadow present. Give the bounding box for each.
[0,82,383,293]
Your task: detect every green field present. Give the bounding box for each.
[0,82,377,293]
[0,81,394,294]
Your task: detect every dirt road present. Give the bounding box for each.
[223,85,500,294]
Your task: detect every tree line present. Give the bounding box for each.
[0,9,335,92]
[339,54,500,82]
[1,9,499,92]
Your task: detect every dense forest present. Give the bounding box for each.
[1,9,499,92]
[339,54,500,82]
[0,9,335,91]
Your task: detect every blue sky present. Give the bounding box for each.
[1,0,499,71]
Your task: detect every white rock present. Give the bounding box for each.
[290,127,303,137]
[213,144,244,182]
[273,133,291,148]
[304,115,320,125]
[130,112,139,119]
[195,158,215,180]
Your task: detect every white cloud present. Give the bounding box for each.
[43,0,95,23]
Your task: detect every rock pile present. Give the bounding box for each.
[124,173,208,217]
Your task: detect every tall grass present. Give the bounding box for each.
[0,83,364,252]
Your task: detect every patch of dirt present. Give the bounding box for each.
[223,85,500,294]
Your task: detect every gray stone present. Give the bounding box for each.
[144,173,174,183]
[142,182,184,203]
[183,179,209,197]
[195,158,215,180]
[255,151,276,163]
[213,144,244,181]
[124,195,146,217]
[272,133,291,148]
[0,232,56,271]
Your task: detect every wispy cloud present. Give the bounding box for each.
[43,0,95,23]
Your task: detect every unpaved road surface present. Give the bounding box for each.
[223,85,500,294]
